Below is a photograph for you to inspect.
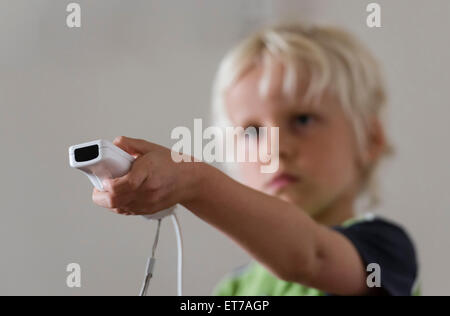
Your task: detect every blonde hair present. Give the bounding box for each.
[212,23,393,209]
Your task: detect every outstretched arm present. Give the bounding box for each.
[93,136,369,295]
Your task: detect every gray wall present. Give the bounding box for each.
[0,0,448,295]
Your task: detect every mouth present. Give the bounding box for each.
[266,172,300,192]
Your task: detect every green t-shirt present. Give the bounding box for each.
[213,213,420,296]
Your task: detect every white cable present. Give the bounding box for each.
[139,218,162,296]
[171,212,183,296]
[139,208,183,296]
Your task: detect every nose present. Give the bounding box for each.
[262,122,298,162]
[278,125,299,161]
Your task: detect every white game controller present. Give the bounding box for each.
[69,139,174,220]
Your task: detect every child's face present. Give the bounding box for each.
[225,61,364,218]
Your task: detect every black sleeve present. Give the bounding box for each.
[332,217,419,296]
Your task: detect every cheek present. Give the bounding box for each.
[238,161,265,189]
[305,131,359,191]
[235,137,268,188]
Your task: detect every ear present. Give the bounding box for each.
[361,116,387,168]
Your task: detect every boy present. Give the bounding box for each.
[93,23,419,296]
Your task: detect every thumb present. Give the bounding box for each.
[113,136,154,156]
[103,156,149,193]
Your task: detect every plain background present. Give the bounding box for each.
[0,0,448,295]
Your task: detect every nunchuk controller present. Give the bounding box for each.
[68,139,174,220]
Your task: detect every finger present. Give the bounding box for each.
[111,208,122,214]
[92,188,115,208]
[92,188,133,209]
[113,136,156,156]
[103,157,150,194]
[112,208,133,216]
[126,195,176,216]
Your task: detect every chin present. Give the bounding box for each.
[276,191,303,206]
[275,191,320,216]
[262,186,322,215]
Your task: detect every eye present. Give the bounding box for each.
[243,125,260,138]
[294,114,314,127]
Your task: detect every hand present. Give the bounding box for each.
[92,136,199,216]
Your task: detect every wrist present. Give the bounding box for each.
[178,160,211,208]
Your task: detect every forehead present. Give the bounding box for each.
[225,60,339,125]
[226,60,284,110]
